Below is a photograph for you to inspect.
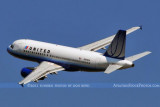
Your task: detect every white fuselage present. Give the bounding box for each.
[7,39,133,72]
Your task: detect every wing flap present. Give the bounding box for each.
[35,67,64,81]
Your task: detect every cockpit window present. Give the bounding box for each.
[10,44,14,49]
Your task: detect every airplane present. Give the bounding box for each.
[7,26,151,86]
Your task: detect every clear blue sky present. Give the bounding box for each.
[0,0,160,107]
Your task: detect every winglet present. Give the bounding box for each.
[140,25,142,30]
[20,83,24,87]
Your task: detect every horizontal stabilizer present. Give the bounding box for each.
[104,64,122,74]
[126,51,151,62]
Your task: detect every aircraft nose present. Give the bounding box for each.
[7,46,11,53]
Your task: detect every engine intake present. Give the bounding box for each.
[21,67,35,78]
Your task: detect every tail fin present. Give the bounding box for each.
[104,30,126,60]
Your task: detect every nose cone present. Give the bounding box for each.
[7,46,11,53]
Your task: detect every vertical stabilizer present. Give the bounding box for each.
[104,30,126,60]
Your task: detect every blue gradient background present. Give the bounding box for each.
[0,0,159,107]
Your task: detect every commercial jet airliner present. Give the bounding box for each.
[7,26,151,86]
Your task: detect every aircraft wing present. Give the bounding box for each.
[19,61,65,86]
[79,26,142,51]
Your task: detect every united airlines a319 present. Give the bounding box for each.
[7,26,151,86]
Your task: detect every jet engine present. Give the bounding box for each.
[21,67,35,78]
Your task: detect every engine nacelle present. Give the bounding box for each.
[21,67,35,78]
